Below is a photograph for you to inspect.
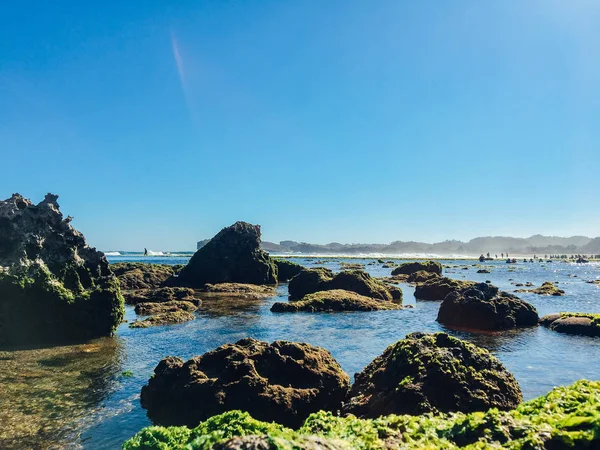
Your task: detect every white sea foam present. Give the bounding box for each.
[104,251,121,256]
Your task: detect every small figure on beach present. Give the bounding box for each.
[144,248,148,256]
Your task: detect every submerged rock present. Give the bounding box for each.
[391,261,442,276]
[111,262,180,290]
[273,258,303,282]
[343,332,522,418]
[0,193,124,345]
[271,289,403,313]
[288,268,400,301]
[515,281,565,296]
[129,310,195,328]
[140,338,349,428]
[124,287,198,305]
[176,222,277,287]
[134,300,198,315]
[540,313,600,337]
[437,283,539,330]
[414,276,475,300]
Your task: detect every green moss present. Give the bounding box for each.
[123,380,600,449]
[559,312,600,329]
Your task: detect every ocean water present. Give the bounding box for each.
[1,257,599,449]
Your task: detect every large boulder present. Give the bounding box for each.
[540,313,600,337]
[140,338,350,428]
[437,283,539,330]
[271,289,403,313]
[391,261,442,276]
[342,332,522,418]
[414,277,475,300]
[110,262,181,290]
[288,268,401,301]
[0,193,124,345]
[176,222,277,287]
[274,258,304,282]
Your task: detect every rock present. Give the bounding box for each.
[110,263,179,290]
[134,300,198,315]
[342,332,522,418]
[414,277,475,300]
[124,287,198,305]
[407,270,439,283]
[129,310,195,328]
[271,290,403,313]
[273,259,303,282]
[539,313,600,337]
[140,338,350,428]
[391,261,442,276]
[437,283,539,330]
[200,283,276,297]
[515,281,565,296]
[339,262,364,270]
[288,268,400,301]
[0,193,124,345]
[176,222,277,287]
[476,269,490,273]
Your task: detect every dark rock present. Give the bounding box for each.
[140,338,350,428]
[342,332,522,418]
[0,193,124,345]
[176,222,277,287]
[273,259,303,282]
[437,283,539,330]
[515,281,565,296]
[476,269,490,274]
[391,261,442,276]
[200,283,276,299]
[124,287,198,305]
[271,290,403,312]
[407,270,439,283]
[539,313,600,337]
[129,310,195,328]
[288,269,401,301]
[414,277,475,300]
[110,262,179,290]
[134,300,198,315]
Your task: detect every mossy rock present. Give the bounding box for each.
[140,338,349,428]
[176,222,277,287]
[414,277,475,300]
[124,287,198,305]
[288,268,401,302]
[134,300,198,315]
[129,310,195,328]
[516,281,565,296]
[407,270,439,283]
[124,380,600,450]
[200,283,276,296]
[273,258,303,282]
[271,289,403,313]
[391,261,442,276]
[110,262,179,290]
[437,283,539,330]
[0,193,124,345]
[342,332,522,418]
[540,312,600,337]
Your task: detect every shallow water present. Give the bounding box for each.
[1,257,599,449]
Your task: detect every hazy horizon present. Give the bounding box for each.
[2,1,599,250]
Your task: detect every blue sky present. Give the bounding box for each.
[1,1,598,250]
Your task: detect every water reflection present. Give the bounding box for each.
[0,337,123,449]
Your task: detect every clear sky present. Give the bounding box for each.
[1,1,599,251]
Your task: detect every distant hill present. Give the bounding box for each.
[197,234,599,256]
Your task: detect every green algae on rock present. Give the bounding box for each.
[273,258,304,282]
[0,193,124,345]
[139,338,350,428]
[134,300,198,315]
[414,276,476,300]
[515,281,565,296]
[123,380,600,449]
[391,260,442,276]
[124,287,198,305]
[288,268,401,301]
[343,332,522,418]
[271,289,403,313]
[176,222,278,288]
[111,262,180,290]
[540,312,600,337]
[129,310,195,328]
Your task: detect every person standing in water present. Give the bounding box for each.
[144,248,148,256]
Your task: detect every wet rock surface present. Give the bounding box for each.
[391,260,442,276]
[0,193,124,345]
[176,222,278,287]
[437,283,539,330]
[134,300,198,315]
[271,289,403,313]
[140,338,350,428]
[288,268,400,301]
[342,332,522,418]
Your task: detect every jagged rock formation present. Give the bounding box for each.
[271,289,403,313]
[437,283,539,330]
[140,338,349,428]
[288,268,401,301]
[342,332,522,418]
[178,222,277,287]
[0,193,124,345]
[273,258,304,282]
